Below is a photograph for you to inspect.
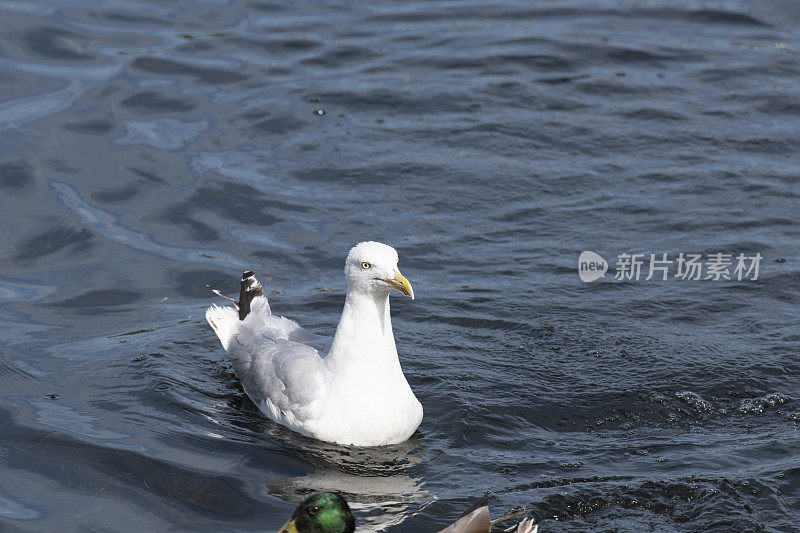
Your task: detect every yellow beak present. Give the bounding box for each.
[379,269,415,300]
[278,519,299,533]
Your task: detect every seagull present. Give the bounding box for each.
[206,241,423,447]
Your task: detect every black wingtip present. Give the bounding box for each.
[238,270,264,320]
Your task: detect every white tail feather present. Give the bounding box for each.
[205,304,238,351]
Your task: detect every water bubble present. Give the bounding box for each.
[675,390,713,412]
[738,392,790,414]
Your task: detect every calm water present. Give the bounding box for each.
[1,0,799,531]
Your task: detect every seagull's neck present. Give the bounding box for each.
[327,288,398,368]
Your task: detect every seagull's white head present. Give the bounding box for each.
[344,241,414,300]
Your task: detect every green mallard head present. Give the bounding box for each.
[279,492,355,533]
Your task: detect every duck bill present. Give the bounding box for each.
[379,269,415,300]
[278,519,299,533]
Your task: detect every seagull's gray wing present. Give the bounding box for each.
[227,298,329,425]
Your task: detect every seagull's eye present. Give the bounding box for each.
[361,262,371,269]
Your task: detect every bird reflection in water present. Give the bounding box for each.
[266,429,431,531]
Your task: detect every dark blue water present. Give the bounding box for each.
[1,1,799,531]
